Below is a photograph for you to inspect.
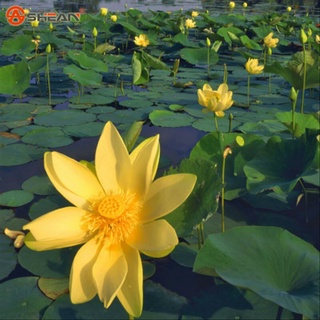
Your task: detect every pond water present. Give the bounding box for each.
[1,0,319,16]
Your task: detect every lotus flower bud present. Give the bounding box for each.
[92,27,98,37]
[300,29,308,44]
[289,87,298,103]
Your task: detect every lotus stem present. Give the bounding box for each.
[223,63,228,84]
[46,51,51,105]
[128,314,134,320]
[301,43,307,113]
[197,222,205,249]
[289,87,298,139]
[214,114,220,132]
[247,74,251,107]
[299,179,309,223]
[228,113,233,133]
[207,46,210,79]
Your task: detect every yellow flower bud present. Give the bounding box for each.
[100,7,108,16]
[316,34,320,44]
[300,29,308,44]
[24,8,30,15]
[229,1,236,9]
[243,2,248,8]
[46,44,51,53]
[287,6,292,12]
[30,20,39,28]
[206,37,211,47]
[92,27,98,37]
[307,28,312,37]
[289,87,298,102]
[49,23,54,31]
[110,15,118,22]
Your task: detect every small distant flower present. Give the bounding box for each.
[134,34,150,47]
[24,8,30,15]
[263,32,279,48]
[23,121,196,317]
[100,7,108,16]
[191,11,199,17]
[185,18,196,29]
[287,6,292,12]
[110,15,118,22]
[31,38,41,50]
[300,29,308,44]
[92,27,98,37]
[197,83,234,117]
[245,58,264,74]
[30,20,39,28]
[229,1,236,9]
[49,23,54,31]
[315,34,320,44]
[242,2,248,8]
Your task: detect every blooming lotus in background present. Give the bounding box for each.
[229,1,236,9]
[134,34,150,47]
[191,11,199,17]
[110,15,118,22]
[23,121,196,318]
[185,18,196,29]
[245,58,264,74]
[263,32,279,48]
[30,20,39,27]
[243,2,248,8]
[100,7,108,16]
[197,83,234,117]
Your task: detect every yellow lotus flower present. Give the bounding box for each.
[24,8,30,15]
[287,6,292,12]
[23,121,196,317]
[263,32,279,48]
[30,20,39,28]
[316,34,320,44]
[185,18,196,29]
[110,14,118,22]
[100,7,108,16]
[245,58,264,74]
[191,11,199,17]
[197,83,234,117]
[134,34,150,47]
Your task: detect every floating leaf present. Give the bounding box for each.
[193,226,320,319]
[22,176,55,196]
[38,277,69,300]
[149,110,194,127]
[63,64,102,86]
[67,50,108,73]
[0,190,34,207]
[0,235,17,281]
[0,35,34,56]
[0,277,51,319]
[180,47,219,65]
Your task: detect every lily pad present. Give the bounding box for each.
[63,122,105,138]
[193,226,320,319]
[22,176,56,196]
[38,277,69,300]
[0,190,34,207]
[0,277,51,319]
[149,110,194,127]
[63,64,102,87]
[0,235,17,281]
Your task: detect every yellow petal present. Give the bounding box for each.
[95,122,131,193]
[130,135,160,182]
[128,135,160,198]
[127,219,178,258]
[215,111,225,117]
[117,243,143,318]
[197,89,207,107]
[45,152,104,208]
[23,207,89,250]
[70,238,100,303]
[92,243,127,308]
[141,173,196,222]
[202,84,213,91]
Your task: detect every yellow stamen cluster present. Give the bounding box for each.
[85,191,141,245]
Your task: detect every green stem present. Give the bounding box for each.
[247,74,251,107]
[221,155,226,233]
[268,54,272,94]
[299,179,308,223]
[197,222,205,249]
[291,92,298,139]
[214,114,220,132]
[301,43,307,113]
[128,314,134,320]
[46,54,51,105]
[207,47,210,79]
[223,63,227,84]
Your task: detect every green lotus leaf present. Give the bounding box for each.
[172,33,198,47]
[244,131,319,194]
[132,51,149,85]
[63,122,105,138]
[0,61,31,95]
[170,243,198,269]
[180,47,219,65]
[63,64,102,86]
[0,190,34,207]
[0,277,51,319]
[21,127,73,148]
[240,35,262,50]
[193,226,320,319]
[141,51,170,71]
[38,277,69,300]
[34,110,96,127]
[67,50,108,73]
[190,132,265,200]
[0,235,17,281]
[0,35,34,56]
[18,245,78,278]
[165,158,221,237]
[28,54,58,73]
[69,94,114,105]
[22,176,55,196]
[149,110,194,127]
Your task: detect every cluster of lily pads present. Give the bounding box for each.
[0,5,319,320]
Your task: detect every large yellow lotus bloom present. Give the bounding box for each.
[263,32,279,48]
[197,83,234,117]
[245,58,264,74]
[185,18,196,29]
[134,34,150,47]
[23,121,196,318]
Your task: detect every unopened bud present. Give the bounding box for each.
[173,59,180,73]
[4,228,25,239]
[223,146,232,159]
[49,23,54,31]
[92,27,98,37]
[287,6,292,12]
[14,234,25,249]
[46,44,51,53]
[300,29,308,44]
[307,28,312,37]
[206,37,211,47]
[289,87,298,102]
[243,2,248,8]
